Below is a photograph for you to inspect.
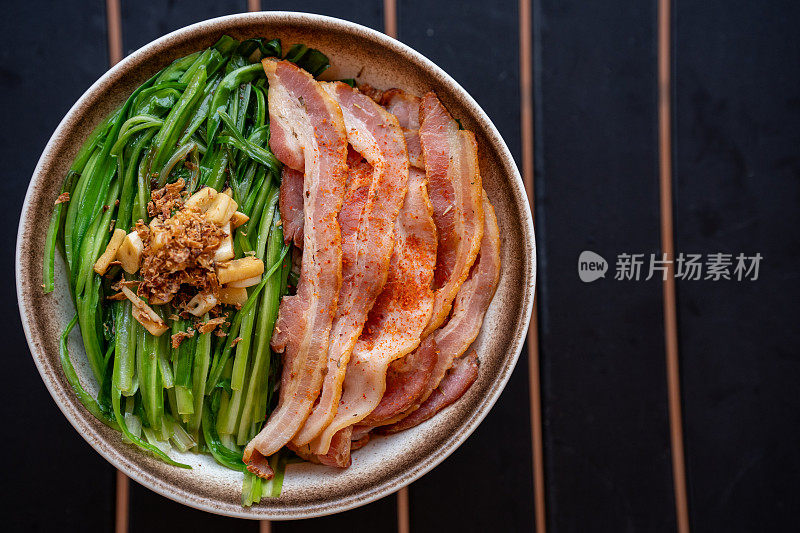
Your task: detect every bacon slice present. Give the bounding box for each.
[291,82,410,446]
[289,154,373,446]
[374,191,501,427]
[351,424,373,442]
[309,168,437,455]
[357,83,383,103]
[289,425,354,468]
[359,335,438,426]
[243,59,348,470]
[245,451,275,479]
[316,425,354,467]
[376,89,424,169]
[380,89,421,129]
[408,192,500,409]
[403,129,424,169]
[279,167,305,247]
[380,349,480,434]
[350,432,371,450]
[419,92,484,338]
[279,134,419,249]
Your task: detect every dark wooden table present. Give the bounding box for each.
[3,1,798,532]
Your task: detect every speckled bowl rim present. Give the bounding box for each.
[16,12,535,520]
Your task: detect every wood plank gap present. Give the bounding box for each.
[248,0,261,12]
[115,467,129,533]
[397,488,410,533]
[384,0,398,39]
[383,1,407,532]
[519,0,545,531]
[106,0,123,65]
[657,1,690,532]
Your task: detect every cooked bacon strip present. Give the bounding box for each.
[351,424,373,442]
[403,128,424,169]
[286,442,318,464]
[263,61,309,172]
[245,452,275,479]
[309,168,436,454]
[280,135,419,250]
[316,425,354,467]
[289,425,353,468]
[279,167,305,247]
[284,88,424,253]
[380,349,479,434]
[358,83,384,103]
[291,82,410,446]
[359,335,438,426]
[378,192,501,426]
[377,89,423,169]
[419,92,484,338]
[291,151,369,441]
[380,88,421,129]
[243,59,348,469]
[408,193,499,409]
[350,432,371,451]
[322,160,492,437]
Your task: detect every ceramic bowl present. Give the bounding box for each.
[16,12,535,519]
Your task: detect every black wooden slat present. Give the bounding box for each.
[275,504,398,533]
[122,0,384,56]
[674,2,800,530]
[533,1,677,531]
[399,0,522,163]
[397,2,534,531]
[129,480,259,532]
[283,0,383,27]
[121,0,244,54]
[1,3,115,532]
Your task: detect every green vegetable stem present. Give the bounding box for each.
[44,34,330,505]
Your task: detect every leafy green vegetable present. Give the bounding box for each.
[44,34,307,506]
[284,43,331,77]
